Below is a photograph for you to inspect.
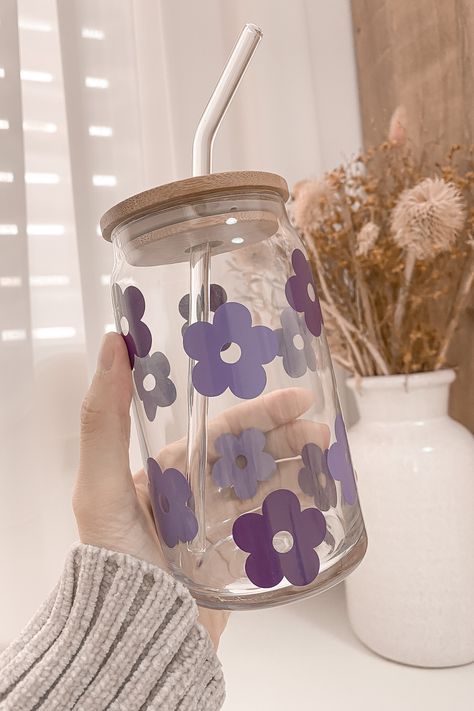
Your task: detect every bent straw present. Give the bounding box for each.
[186,24,262,554]
[192,23,263,176]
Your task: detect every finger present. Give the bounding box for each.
[208,387,313,443]
[75,333,134,508]
[265,419,330,461]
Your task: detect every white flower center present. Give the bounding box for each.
[120,315,130,335]
[307,282,316,302]
[143,373,156,392]
[272,530,294,554]
[235,454,248,470]
[293,333,305,350]
[220,342,241,364]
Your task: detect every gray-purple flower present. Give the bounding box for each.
[298,442,337,511]
[112,283,152,364]
[232,489,327,588]
[327,414,357,505]
[212,428,276,500]
[285,249,323,337]
[275,307,316,378]
[178,284,227,336]
[133,351,177,422]
[183,302,278,399]
[147,458,198,548]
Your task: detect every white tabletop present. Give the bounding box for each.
[219,583,473,710]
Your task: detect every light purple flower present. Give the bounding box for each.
[232,489,327,588]
[147,458,198,548]
[212,428,276,500]
[275,307,316,378]
[183,302,278,399]
[179,284,227,336]
[298,442,337,511]
[327,414,357,505]
[112,283,152,364]
[133,351,176,422]
[285,249,323,337]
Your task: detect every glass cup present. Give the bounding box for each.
[101,171,367,610]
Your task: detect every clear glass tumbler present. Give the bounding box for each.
[100,171,367,610]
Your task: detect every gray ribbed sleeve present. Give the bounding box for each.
[0,545,225,710]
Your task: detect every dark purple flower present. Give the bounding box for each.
[285,249,323,337]
[232,489,327,588]
[178,284,227,336]
[327,414,357,505]
[212,427,276,500]
[275,307,316,378]
[183,302,278,399]
[112,283,152,364]
[298,442,337,511]
[147,458,198,548]
[133,351,176,422]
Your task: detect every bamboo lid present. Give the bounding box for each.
[100,170,289,242]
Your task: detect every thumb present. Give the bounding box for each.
[74,333,135,513]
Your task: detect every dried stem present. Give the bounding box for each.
[323,303,390,376]
[332,353,356,371]
[393,249,416,351]
[305,238,368,374]
[353,255,379,372]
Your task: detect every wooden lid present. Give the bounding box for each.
[100,170,288,242]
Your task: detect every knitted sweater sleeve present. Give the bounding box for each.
[0,544,225,710]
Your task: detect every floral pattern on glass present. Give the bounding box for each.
[285,249,323,337]
[133,351,177,422]
[275,307,316,378]
[112,283,152,364]
[232,489,327,588]
[183,301,278,399]
[327,414,357,505]
[178,283,227,336]
[298,442,337,511]
[147,457,198,548]
[212,428,277,500]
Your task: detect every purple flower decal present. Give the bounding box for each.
[275,307,316,378]
[232,489,327,588]
[183,302,278,399]
[147,458,198,548]
[285,249,323,337]
[298,443,337,511]
[133,351,177,422]
[112,283,152,364]
[178,284,227,336]
[327,414,357,505]
[212,428,276,500]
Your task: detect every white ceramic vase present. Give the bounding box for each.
[345,369,474,667]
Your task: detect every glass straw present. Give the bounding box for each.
[192,23,263,176]
[186,23,263,554]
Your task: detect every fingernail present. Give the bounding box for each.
[97,335,115,372]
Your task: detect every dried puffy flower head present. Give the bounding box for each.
[291,179,334,232]
[391,178,466,259]
[356,222,380,257]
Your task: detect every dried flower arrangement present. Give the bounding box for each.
[289,132,474,376]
